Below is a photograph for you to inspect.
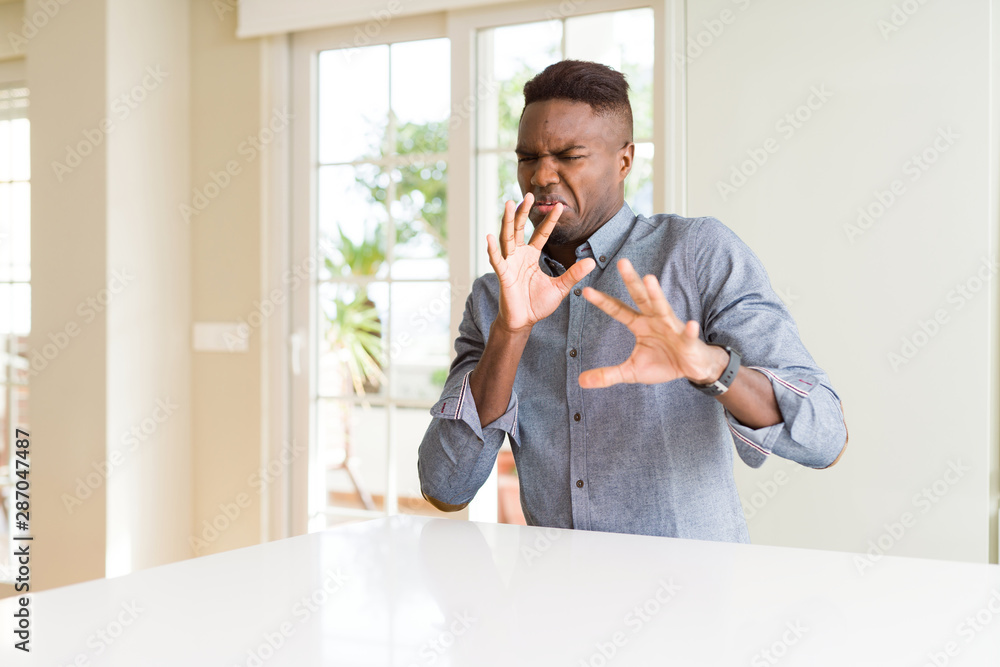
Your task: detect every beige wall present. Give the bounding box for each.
[4,0,266,594]
[27,0,110,591]
[188,0,266,558]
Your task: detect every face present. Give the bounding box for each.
[516,99,634,246]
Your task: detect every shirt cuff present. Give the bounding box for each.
[745,366,825,445]
[429,369,521,446]
[724,366,829,466]
[724,407,782,468]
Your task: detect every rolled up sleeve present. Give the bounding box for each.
[724,367,847,469]
[691,217,848,470]
[417,280,521,507]
[428,368,520,444]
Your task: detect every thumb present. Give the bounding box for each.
[557,257,596,293]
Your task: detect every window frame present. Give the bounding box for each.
[291,14,460,534]
[280,0,684,537]
[0,57,28,584]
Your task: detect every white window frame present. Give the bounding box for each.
[0,57,28,582]
[273,0,684,537]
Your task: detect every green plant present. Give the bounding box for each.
[324,285,385,397]
[325,227,386,279]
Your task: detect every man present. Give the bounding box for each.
[416,60,847,543]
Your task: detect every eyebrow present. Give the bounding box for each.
[514,144,588,156]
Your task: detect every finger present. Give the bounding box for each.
[500,200,516,258]
[617,258,655,316]
[684,319,700,340]
[642,273,685,332]
[580,285,640,327]
[486,233,507,279]
[579,361,636,389]
[514,192,533,247]
[555,256,596,294]
[527,201,562,250]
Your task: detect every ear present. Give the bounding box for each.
[619,141,635,181]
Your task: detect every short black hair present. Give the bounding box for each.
[521,59,633,141]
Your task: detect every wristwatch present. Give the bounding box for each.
[688,343,741,396]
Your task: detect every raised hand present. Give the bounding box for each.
[486,192,596,333]
[577,258,729,389]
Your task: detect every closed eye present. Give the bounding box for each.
[517,155,585,163]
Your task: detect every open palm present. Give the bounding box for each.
[578,258,725,388]
[486,192,596,333]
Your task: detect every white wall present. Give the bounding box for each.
[105,0,191,576]
[685,0,997,563]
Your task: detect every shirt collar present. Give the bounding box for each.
[541,201,636,275]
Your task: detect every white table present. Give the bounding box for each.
[2,515,999,665]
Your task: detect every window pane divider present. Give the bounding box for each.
[316,395,436,410]
[316,152,449,169]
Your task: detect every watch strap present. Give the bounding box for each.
[688,344,741,396]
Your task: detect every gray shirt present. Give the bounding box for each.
[417,202,847,543]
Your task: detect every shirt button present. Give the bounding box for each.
[576,479,584,488]
[569,348,577,357]
[573,413,581,422]
[573,288,581,296]
[599,255,607,263]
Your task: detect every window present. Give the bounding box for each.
[0,83,29,583]
[304,33,455,530]
[474,8,655,277]
[288,3,673,534]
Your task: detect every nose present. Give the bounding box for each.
[530,156,559,188]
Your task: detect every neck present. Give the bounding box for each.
[544,199,625,269]
[545,242,580,269]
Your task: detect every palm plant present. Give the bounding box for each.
[322,232,387,511]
